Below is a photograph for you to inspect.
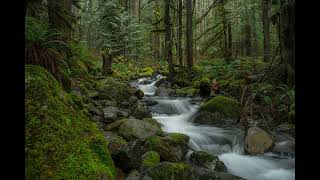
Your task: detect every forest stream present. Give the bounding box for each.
[133,75,295,180]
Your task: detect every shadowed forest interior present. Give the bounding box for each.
[25,0,295,179]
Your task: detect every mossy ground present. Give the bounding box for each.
[25,65,115,179]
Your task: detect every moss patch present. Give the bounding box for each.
[200,95,240,118]
[145,162,193,180]
[25,65,115,179]
[142,151,160,168]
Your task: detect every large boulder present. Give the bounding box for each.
[155,83,172,96]
[245,126,274,155]
[189,151,227,172]
[102,106,129,123]
[118,118,162,141]
[96,77,134,104]
[144,134,190,162]
[111,140,143,172]
[141,151,161,169]
[131,102,152,119]
[25,65,115,179]
[142,162,195,180]
[194,96,240,125]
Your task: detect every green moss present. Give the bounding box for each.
[175,87,198,97]
[138,67,154,77]
[147,162,192,180]
[96,77,133,104]
[142,151,160,168]
[201,95,240,118]
[164,133,189,145]
[25,65,115,179]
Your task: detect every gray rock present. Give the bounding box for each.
[189,151,227,172]
[118,118,162,141]
[111,140,143,172]
[131,102,152,119]
[103,106,119,123]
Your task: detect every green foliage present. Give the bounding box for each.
[25,65,115,179]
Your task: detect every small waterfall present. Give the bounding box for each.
[133,76,295,180]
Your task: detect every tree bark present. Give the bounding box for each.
[178,0,183,67]
[262,0,270,61]
[186,0,194,70]
[164,0,174,81]
[279,0,295,85]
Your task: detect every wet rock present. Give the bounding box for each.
[142,162,195,180]
[88,103,103,117]
[118,118,162,141]
[142,97,158,106]
[104,131,127,154]
[245,126,274,155]
[189,151,227,172]
[111,140,143,172]
[134,89,144,99]
[104,119,126,131]
[131,102,152,119]
[125,170,141,180]
[275,123,295,137]
[155,77,166,87]
[155,83,172,96]
[103,106,120,123]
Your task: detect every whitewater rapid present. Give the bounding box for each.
[134,75,295,180]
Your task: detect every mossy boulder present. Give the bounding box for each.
[189,151,227,172]
[144,135,189,162]
[141,151,160,169]
[200,95,240,119]
[96,77,134,104]
[142,162,195,180]
[118,118,162,141]
[25,65,115,179]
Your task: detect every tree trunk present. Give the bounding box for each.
[164,0,174,81]
[244,24,252,56]
[178,0,183,67]
[102,53,113,75]
[262,0,271,61]
[279,0,295,86]
[186,0,194,70]
[227,21,232,58]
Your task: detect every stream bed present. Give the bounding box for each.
[132,75,295,180]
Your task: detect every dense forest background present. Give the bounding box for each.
[25,0,295,179]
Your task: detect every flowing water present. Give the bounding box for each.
[133,75,295,180]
